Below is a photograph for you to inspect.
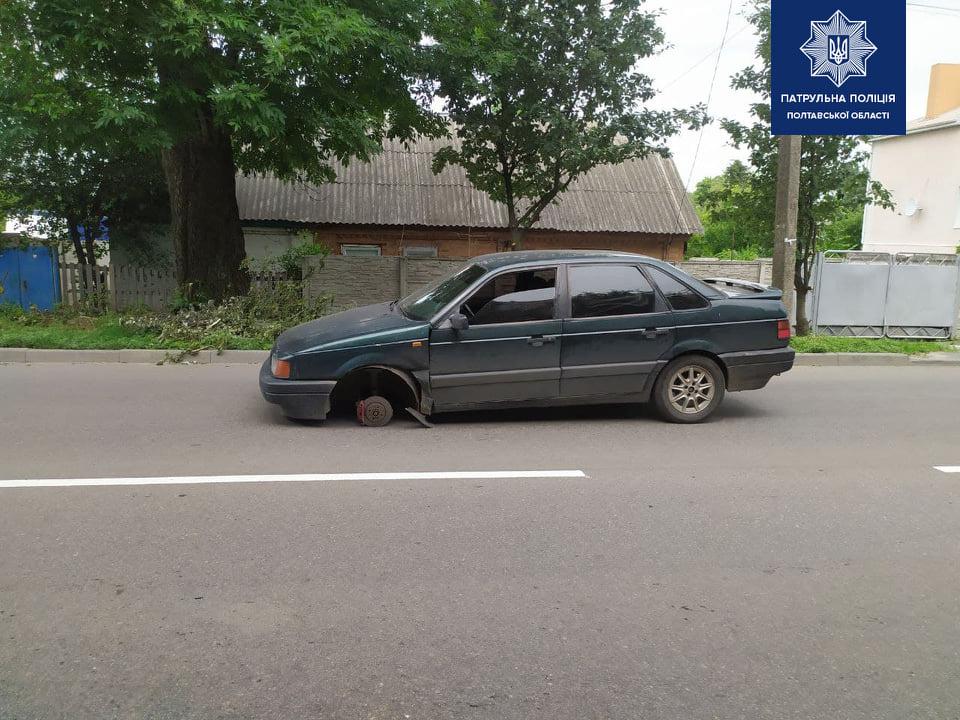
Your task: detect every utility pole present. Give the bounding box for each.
[772,135,801,323]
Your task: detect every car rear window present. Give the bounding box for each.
[644,265,710,310]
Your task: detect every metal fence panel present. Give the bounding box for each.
[884,258,960,339]
[0,248,20,307]
[811,252,890,337]
[18,246,60,310]
[0,247,60,311]
[811,251,960,339]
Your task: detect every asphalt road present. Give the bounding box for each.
[1,362,959,720]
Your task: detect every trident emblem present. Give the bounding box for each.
[828,35,849,65]
[802,12,877,87]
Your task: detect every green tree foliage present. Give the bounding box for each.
[422,0,702,249]
[720,0,891,333]
[0,0,437,299]
[0,49,167,267]
[687,161,771,259]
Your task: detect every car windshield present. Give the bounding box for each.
[398,264,487,321]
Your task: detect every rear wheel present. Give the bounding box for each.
[356,395,394,427]
[653,356,725,424]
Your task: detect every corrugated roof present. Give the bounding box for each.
[236,136,702,235]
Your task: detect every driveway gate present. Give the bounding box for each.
[810,251,960,339]
[0,246,61,311]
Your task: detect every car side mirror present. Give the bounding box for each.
[449,312,469,332]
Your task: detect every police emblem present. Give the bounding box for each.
[800,10,877,88]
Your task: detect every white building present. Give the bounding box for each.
[862,64,960,255]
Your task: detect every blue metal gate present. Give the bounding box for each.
[0,246,61,311]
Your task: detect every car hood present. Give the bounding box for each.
[275,302,429,356]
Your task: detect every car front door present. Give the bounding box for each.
[429,266,562,409]
[560,263,675,398]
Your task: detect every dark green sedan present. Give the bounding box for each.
[260,250,794,425]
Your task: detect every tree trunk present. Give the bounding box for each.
[82,229,98,298]
[83,225,98,288]
[795,286,810,336]
[68,221,87,266]
[161,105,248,301]
[509,226,525,251]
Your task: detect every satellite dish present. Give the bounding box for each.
[901,199,921,217]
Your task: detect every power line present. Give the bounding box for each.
[671,0,735,234]
[908,7,960,18]
[906,1,960,13]
[661,24,750,92]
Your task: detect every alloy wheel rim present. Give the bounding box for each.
[668,365,715,414]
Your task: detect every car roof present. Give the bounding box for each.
[466,250,725,300]
[470,249,665,271]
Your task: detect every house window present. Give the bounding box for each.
[402,245,439,259]
[341,244,381,257]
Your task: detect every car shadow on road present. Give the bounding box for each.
[431,398,772,426]
[710,397,773,420]
[430,402,658,426]
[257,396,772,428]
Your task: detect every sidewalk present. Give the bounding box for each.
[0,348,269,364]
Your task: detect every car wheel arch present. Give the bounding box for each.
[330,364,422,415]
[660,349,729,387]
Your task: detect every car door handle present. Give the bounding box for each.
[641,328,670,339]
[527,335,557,347]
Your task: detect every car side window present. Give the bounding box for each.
[461,268,557,325]
[568,265,658,318]
[644,266,710,310]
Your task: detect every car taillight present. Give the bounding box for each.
[271,355,291,379]
[777,319,791,340]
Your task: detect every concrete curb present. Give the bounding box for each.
[1,348,957,367]
[910,352,960,365]
[0,348,269,365]
[794,352,960,366]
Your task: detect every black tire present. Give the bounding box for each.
[356,395,394,427]
[653,356,725,424]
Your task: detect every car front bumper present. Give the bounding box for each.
[720,347,795,392]
[259,358,337,420]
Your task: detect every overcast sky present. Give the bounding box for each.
[643,0,960,190]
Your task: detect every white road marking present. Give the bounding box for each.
[0,470,587,489]
[934,466,960,473]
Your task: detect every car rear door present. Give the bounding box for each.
[559,263,675,398]
[429,266,562,409]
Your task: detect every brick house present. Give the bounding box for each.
[235,136,702,263]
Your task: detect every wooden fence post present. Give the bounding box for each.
[108,265,118,311]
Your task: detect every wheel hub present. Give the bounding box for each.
[668,365,715,414]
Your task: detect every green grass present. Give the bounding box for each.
[0,313,269,351]
[790,335,956,355]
